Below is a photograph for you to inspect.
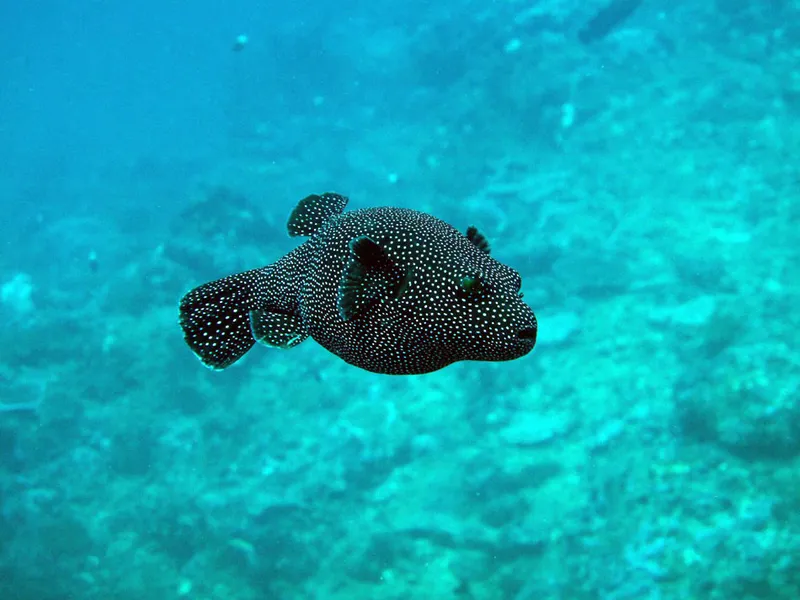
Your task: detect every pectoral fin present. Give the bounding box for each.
[337,236,409,321]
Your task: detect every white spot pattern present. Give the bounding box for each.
[179,200,537,374]
[301,207,537,374]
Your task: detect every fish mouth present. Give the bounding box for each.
[516,327,538,343]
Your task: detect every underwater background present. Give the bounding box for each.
[1,0,799,598]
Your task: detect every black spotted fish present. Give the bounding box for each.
[179,193,537,375]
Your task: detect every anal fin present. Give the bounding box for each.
[250,311,308,349]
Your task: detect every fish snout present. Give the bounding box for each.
[514,306,538,348]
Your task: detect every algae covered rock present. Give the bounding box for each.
[676,341,800,460]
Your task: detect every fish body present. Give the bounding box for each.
[179,193,537,375]
[578,0,643,44]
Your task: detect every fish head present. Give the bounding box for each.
[438,255,537,364]
[321,207,538,374]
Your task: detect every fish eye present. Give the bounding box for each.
[457,274,484,300]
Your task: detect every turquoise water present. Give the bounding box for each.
[1,1,799,598]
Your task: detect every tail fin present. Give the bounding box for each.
[179,270,263,369]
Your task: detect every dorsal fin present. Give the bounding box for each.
[466,225,491,254]
[338,236,409,321]
[287,192,349,237]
